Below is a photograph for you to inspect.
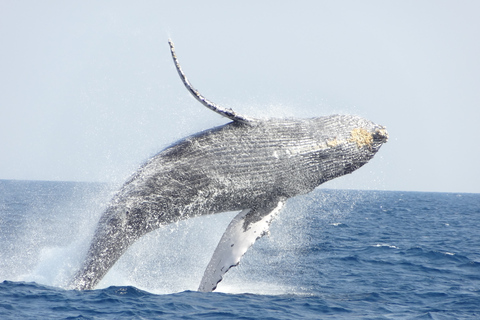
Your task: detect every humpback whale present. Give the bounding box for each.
[70,40,388,292]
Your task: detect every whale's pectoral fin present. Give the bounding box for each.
[168,39,255,125]
[198,199,286,292]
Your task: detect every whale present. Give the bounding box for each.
[70,39,388,292]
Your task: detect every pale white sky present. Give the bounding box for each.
[1,1,479,193]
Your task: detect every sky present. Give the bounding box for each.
[1,1,479,194]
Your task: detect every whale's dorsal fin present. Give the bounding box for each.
[198,199,285,292]
[168,39,254,125]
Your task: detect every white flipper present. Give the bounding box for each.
[168,39,255,125]
[198,200,286,292]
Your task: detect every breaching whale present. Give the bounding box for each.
[70,40,388,292]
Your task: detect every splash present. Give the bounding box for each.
[0,180,368,295]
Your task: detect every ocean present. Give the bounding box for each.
[0,179,479,319]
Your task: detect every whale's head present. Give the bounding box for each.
[309,114,388,152]
[295,114,388,186]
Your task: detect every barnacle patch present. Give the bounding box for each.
[326,138,339,147]
[349,128,373,148]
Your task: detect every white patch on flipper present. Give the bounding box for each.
[198,200,285,292]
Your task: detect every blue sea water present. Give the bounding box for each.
[1,179,479,319]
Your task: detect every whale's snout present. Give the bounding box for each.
[369,125,388,153]
[373,126,388,144]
